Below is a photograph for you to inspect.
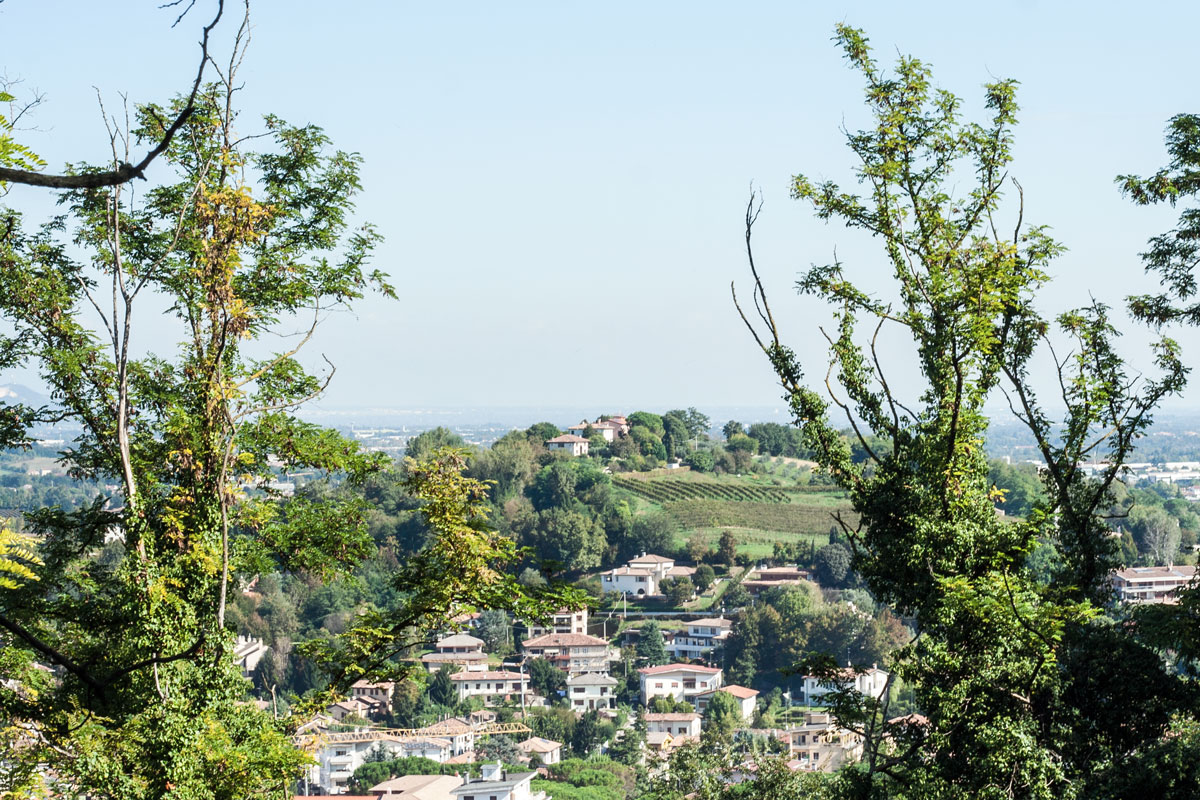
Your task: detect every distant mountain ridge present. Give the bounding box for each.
[0,384,51,407]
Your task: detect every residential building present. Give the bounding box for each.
[232,634,268,677]
[526,606,589,638]
[801,665,888,706]
[312,734,452,794]
[639,663,723,706]
[693,684,759,721]
[600,553,697,597]
[421,633,489,673]
[326,698,373,723]
[450,762,545,800]
[371,774,461,800]
[521,632,612,673]
[566,420,621,442]
[517,736,563,765]
[645,712,701,739]
[788,712,864,772]
[566,672,617,711]
[350,680,395,708]
[449,670,531,705]
[669,617,732,660]
[1112,565,1198,603]
[419,717,477,756]
[545,434,589,457]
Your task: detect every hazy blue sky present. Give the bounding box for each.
[3,1,1198,416]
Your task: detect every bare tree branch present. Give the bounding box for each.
[0,0,225,189]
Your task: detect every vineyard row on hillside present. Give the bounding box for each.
[661,498,858,536]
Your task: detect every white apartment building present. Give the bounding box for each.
[670,617,732,660]
[639,663,723,706]
[449,670,530,705]
[526,607,589,638]
[421,633,489,673]
[522,633,612,673]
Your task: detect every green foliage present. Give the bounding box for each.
[528,656,567,701]
[475,608,512,654]
[813,543,852,588]
[527,421,563,443]
[428,665,457,707]
[717,531,738,567]
[694,564,716,593]
[629,411,665,437]
[988,459,1047,519]
[685,449,716,473]
[734,26,1193,797]
[1118,113,1200,327]
[405,426,466,461]
[0,75,395,796]
[702,690,742,740]
[636,621,669,666]
[0,526,40,589]
[298,448,585,691]
[722,420,745,440]
[662,575,695,606]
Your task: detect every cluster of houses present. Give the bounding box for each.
[544,414,631,458]
[316,760,545,800]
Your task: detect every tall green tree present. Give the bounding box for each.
[0,29,392,791]
[636,621,670,666]
[735,25,1192,799]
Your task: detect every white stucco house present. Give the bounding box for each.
[802,665,888,706]
[645,712,701,739]
[545,434,589,456]
[566,671,617,711]
[639,663,723,706]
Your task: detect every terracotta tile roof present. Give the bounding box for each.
[449,670,525,681]
[629,553,674,563]
[720,684,759,699]
[518,736,562,753]
[547,434,589,444]
[638,663,721,676]
[522,633,609,648]
[604,566,656,577]
[420,717,474,735]
[436,634,485,649]
[645,712,700,722]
